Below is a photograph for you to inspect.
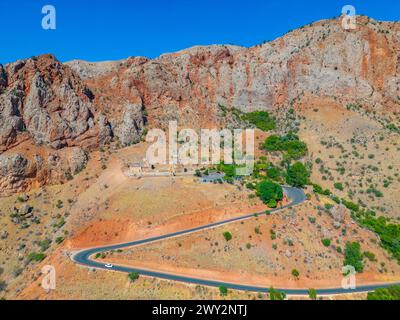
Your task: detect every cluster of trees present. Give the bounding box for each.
[312,183,331,196]
[242,111,276,132]
[217,163,236,178]
[218,107,277,132]
[286,162,310,187]
[266,166,281,181]
[387,123,400,134]
[367,285,400,300]
[342,199,360,212]
[216,163,247,183]
[359,214,400,263]
[366,187,383,198]
[346,203,400,264]
[254,132,311,188]
[262,132,308,160]
[27,252,46,263]
[251,159,283,183]
[344,242,364,273]
[256,180,283,208]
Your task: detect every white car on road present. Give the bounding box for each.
[105,263,113,268]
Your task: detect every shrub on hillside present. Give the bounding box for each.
[359,215,400,263]
[128,272,139,283]
[27,252,46,263]
[242,111,276,131]
[334,182,344,191]
[219,286,228,296]
[321,239,331,247]
[344,242,364,273]
[269,287,286,300]
[223,232,232,241]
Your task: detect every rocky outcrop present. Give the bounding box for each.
[0,147,88,196]
[0,65,7,88]
[329,204,348,229]
[114,103,146,146]
[1,16,400,195]
[41,147,89,186]
[0,154,37,195]
[0,55,115,195]
[0,93,25,149]
[65,147,89,175]
[74,16,399,132]
[65,59,124,80]
[0,54,113,151]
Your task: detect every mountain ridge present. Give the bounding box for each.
[0,15,399,195]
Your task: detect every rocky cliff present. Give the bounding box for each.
[68,16,400,129]
[0,16,399,195]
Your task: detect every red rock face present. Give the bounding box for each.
[0,55,111,195]
[0,16,399,195]
[1,54,114,151]
[67,17,399,131]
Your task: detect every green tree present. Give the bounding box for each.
[269,287,286,300]
[344,242,364,273]
[256,180,283,204]
[363,251,377,262]
[267,199,277,208]
[286,162,310,187]
[357,214,400,263]
[128,272,140,283]
[27,252,46,263]
[342,199,359,212]
[262,133,307,160]
[334,182,344,191]
[312,184,331,196]
[223,232,232,241]
[321,239,331,247]
[262,135,282,151]
[266,167,281,181]
[308,288,317,300]
[39,239,52,252]
[284,140,308,160]
[219,286,228,296]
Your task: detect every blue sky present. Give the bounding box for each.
[1,0,399,64]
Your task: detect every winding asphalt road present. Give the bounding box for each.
[72,187,400,295]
